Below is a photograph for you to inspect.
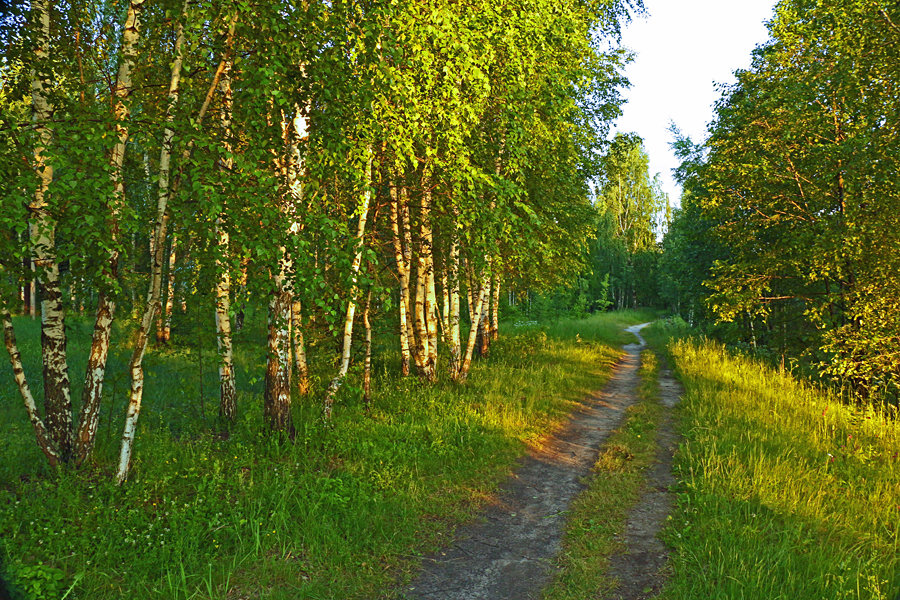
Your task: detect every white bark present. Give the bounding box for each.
[422,184,438,378]
[264,103,309,430]
[2,307,58,464]
[478,284,490,357]
[440,266,450,343]
[323,149,374,418]
[215,55,236,421]
[30,0,74,461]
[490,273,501,341]
[362,288,373,407]
[389,186,412,376]
[425,253,439,376]
[456,272,490,382]
[447,229,461,375]
[291,299,309,395]
[87,7,186,463]
[114,0,174,483]
[400,188,417,368]
[158,232,177,343]
[264,262,293,432]
[413,251,429,372]
[288,105,310,395]
[76,298,114,464]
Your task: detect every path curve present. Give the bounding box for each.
[403,323,652,600]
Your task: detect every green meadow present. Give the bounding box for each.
[0,310,653,599]
[646,321,900,600]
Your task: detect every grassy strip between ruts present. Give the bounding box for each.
[0,310,654,599]
[543,346,664,599]
[644,319,900,600]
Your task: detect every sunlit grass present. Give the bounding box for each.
[649,323,900,599]
[0,310,646,599]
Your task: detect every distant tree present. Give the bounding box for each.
[593,134,667,309]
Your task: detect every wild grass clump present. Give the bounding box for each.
[657,331,900,599]
[0,311,642,599]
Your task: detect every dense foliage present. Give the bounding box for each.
[0,0,642,475]
[660,0,900,402]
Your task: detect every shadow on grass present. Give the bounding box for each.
[650,328,900,600]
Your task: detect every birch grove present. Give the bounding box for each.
[0,0,638,476]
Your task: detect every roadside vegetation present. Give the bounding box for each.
[544,344,664,599]
[646,320,900,600]
[0,311,651,599]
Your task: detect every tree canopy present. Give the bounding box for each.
[660,0,900,401]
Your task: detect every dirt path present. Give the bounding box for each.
[606,361,682,599]
[402,323,653,600]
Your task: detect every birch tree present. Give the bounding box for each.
[28,0,73,461]
[323,148,374,418]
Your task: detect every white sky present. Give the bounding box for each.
[612,0,779,208]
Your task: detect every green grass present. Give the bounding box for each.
[543,348,664,599]
[648,321,900,599]
[0,310,650,599]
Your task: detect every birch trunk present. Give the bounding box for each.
[291,299,309,395]
[155,235,169,343]
[413,251,429,375]
[447,229,461,375]
[29,0,73,461]
[2,307,58,464]
[284,102,310,386]
[116,4,241,480]
[478,287,490,357]
[323,150,373,418]
[214,236,236,421]
[440,266,450,343]
[362,288,373,408]
[235,256,249,332]
[389,186,412,376]
[75,297,114,464]
[28,262,36,320]
[425,253,439,377]
[490,273,500,341]
[422,185,438,379]
[465,260,477,325]
[455,273,490,382]
[400,188,418,369]
[158,232,177,344]
[215,57,236,422]
[409,183,437,380]
[263,102,310,430]
[263,183,292,431]
[89,30,176,459]
[264,270,293,432]
[115,0,181,481]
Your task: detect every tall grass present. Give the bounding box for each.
[0,311,645,599]
[652,324,900,599]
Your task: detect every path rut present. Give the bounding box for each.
[606,362,682,599]
[403,323,653,600]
